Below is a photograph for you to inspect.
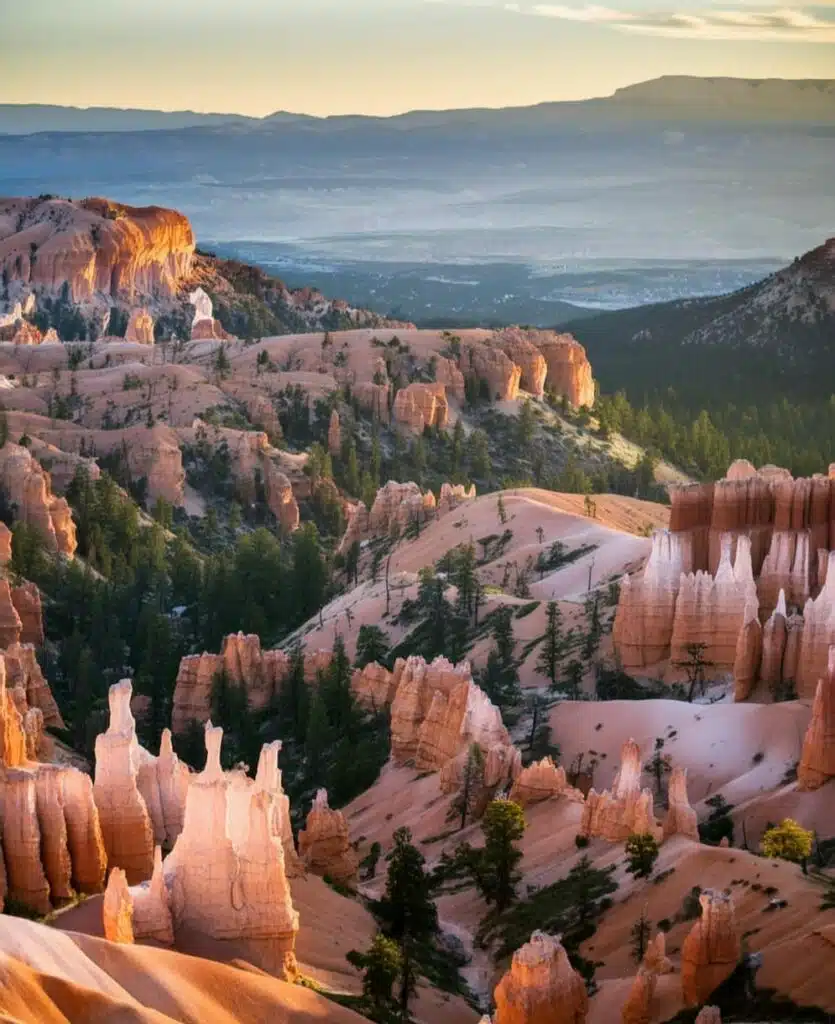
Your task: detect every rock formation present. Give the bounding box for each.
[798,648,835,790]
[642,932,672,975]
[10,581,44,647]
[581,739,662,843]
[124,308,155,345]
[681,890,741,1006]
[0,580,22,647]
[695,1009,722,1024]
[392,382,449,432]
[136,729,191,850]
[328,409,341,455]
[463,343,521,402]
[494,329,548,399]
[4,642,64,729]
[354,381,391,423]
[621,967,657,1024]
[298,788,358,885]
[163,723,299,976]
[509,757,584,807]
[93,680,155,884]
[0,443,77,555]
[534,333,596,409]
[103,868,135,944]
[662,766,699,841]
[0,523,11,566]
[732,595,762,701]
[189,288,230,340]
[493,931,588,1024]
[131,845,175,944]
[796,552,835,699]
[0,197,194,305]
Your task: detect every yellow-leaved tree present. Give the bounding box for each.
[760,818,813,870]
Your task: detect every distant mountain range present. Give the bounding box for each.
[2,76,833,134]
[568,236,835,408]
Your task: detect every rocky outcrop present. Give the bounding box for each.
[163,723,299,976]
[0,443,77,555]
[10,582,44,647]
[103,868,135,943]
[0,523,11,566]
[493,931,588,1024]
[695,1009,722,1024]
[392,382,449,433]
[124,308,155,345]
[352,661,400,708]
[328,409,341,455]
[189,287,231,340]
[435,355,466,400]
[796,552,835,699]
[494,329,548,399]
[463,343,521,402]
[534,333,595,409]
[0,580,22,648]
[131,845,175,945]
[643,932,672,975]
[509,757,584,807]
[298,788,358,885]
[135,728,191,850]
[662,766,699,841]
[581,739,662,843]
[4,642,63,731]
[93,680,155,884]
[681,890,741,1007]
[354,381,391,423]
[798,648,835,790]
[0,197,194,305]
[2,769,52,914]
[732,596,762,702]
[621,967,657,1024]
[114,424,186,507]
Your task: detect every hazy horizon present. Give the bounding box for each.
[4,1,835,117]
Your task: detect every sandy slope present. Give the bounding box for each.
[0,915,367,1023]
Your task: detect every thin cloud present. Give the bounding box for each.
[516,2,835,39]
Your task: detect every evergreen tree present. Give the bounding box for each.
[536,601,565,688]
[517,399,536,445]
[497,494,508,525]
[305,690,332,788]
[377,827,438,1017]
[347,933,403,1020]
[625,833,659,879]
[562,659,584,700]
[582,592,602,660]
[644,737,672,799]
[630,905,652,965]
[320,635,354,733]
[449,743,485,831]
[476,799,526,912]
[292,523,327,622]
[345,440,361,496]
[356,624,391,669]
[468,429,491,480]
[481,606,521,710]
[0,404,8,448]
[279,644,308,741]
[452,543,478,621]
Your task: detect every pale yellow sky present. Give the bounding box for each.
[2,0,834,115]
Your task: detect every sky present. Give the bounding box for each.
[2,0,834,116]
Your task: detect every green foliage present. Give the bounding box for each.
[625,833,660,879]
[474,799,526,912]
[760,819,814,865]
[355,624,391,669]
[630,905,652,964]
[480,606,522,710]
[346,933,403,1022]
[699,795,735,846]
[449,743,486,831]
[536,600,566,688]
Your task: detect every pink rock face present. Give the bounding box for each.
[681,891,741,1007]
[33,764,74,903]
[93,680,155,884]
[494,329,548,399]
[435,356,466,400]
[136,728,191,850]
[462,343,521,402]
[621,966,657,1024]
[2,769,52,914]
[798,649,835,790]
[192,318,231,341]
[392,382,449,433]
[0,523,11,566]
[0,654,28,768]
[10,582,44,647]
[509,757,583,807]
[643,932,672,975]
[732,597,761,702]
[327,409,341,455]
[60,767,107,896]
[131,846,174,945]
[354,381,391,423]
[103,868,135,944]
[124,308,155,345]
[662,766,699,841]
[352,661,400,708]
[796,552,835,699]
[0,443,77,556]
[695,1009,722,1024]
[534,333,595,409]
[298,788,358,885]
[0,579,23,648]
[493,931,588,1024]
[164,724,299,976]
[581,739,662,843]
[0,197,195,304]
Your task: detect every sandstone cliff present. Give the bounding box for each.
[0,196,194,306]
[124,308,155,345]
[103,868,135,944]
[392,382,449,433]
[798,648,835,790]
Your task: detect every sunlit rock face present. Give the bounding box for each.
[392,382,449,433]
[0,196,195,304]
[493,931,588,1024]
[681,890,741,1007]
[662,766,699,841]
[508,757,584,808]
[103,868,135,944]
[163,723,299,976]
[298,788,358,885]
[798,647,835,790]
[124,308,155,344]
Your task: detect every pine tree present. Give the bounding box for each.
[452,542,478,621]
[356,624,390,669]
[292,522,327,621]
[320,634,353,732]
[497,494,508,525]
[644,737,672,799]
[279,644,308,741]
[477,799,526,912]
[481,606,521,710]
[377,827,438,1017]
[449,743,485,830]
[304,690,332,788]
[345,440,361,496]
[347,933,402,1018]
[625,833,659,879]
[630,905,652,964]
[537,601,565,688]
[562,659,584,700]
